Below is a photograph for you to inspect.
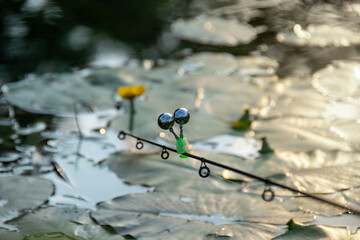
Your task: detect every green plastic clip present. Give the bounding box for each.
[175,137,193,158]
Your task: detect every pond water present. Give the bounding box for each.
[1,0,360,239]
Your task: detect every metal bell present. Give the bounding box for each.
[174,108,190,125]
[158,113,175,130]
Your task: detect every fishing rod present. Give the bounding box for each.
[117,108,360,215]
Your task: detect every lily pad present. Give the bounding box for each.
[274,222,360,239]
[192,134,261,159]
[2,72,119,115]
[106,152,238,192]
[280,195,347,216]
[91,192,312,239]
[0,229,22,240]
[218,149,360,198]
[234,55,279,80]
[311,214,360,234]
[13,206,123,240]
[0,176,54,227]
[312,61,360,98]
[269,80,329,119]
[323,101,360,120]
[343,188,360,209]
[0,152,21,163]
[329,120,360,150]
[178,52,238,76]
[117,61,180,84]
[277,24,360,47]
[249,155,360,195]
[253,117,352,152]
[205,84,266,123]
[171,14,257,46]
[117,52,238,85]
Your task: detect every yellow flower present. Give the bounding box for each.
[131,85,146,97]
[117,85,146,99]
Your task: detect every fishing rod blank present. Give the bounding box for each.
[117,107,360,215]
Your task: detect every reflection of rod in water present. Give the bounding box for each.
[118,130,360,215]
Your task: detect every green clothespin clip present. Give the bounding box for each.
[158,108,193,158]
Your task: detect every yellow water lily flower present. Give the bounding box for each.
[117,85,146,99]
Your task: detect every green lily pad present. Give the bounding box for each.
[2,72,119,115]
[234,55,279,81]
[273,221,360,239]
[280,195,348,216]
[253,117,352,152]
[269,80,329,119]
[13,207,123,240]
[255,159,360,194]
[0,228,22,240]
[117,53,238,85]
[323,101,360,120]
[312,61,360,98]
[277,24,360,47]
[343,188,360,210]
[192,134,261,159]
[207,77,328,122]
[117,61,179,85]
[178,52,238,76]
[329,120,360,150]
[91,192,312,239]
[206,84,265,123]
[224,149,360,196]
[171,55,278,93]
[0,176,54,226]
[106,152,237,192]
[171,15,257,46]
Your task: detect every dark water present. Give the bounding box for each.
[2,0,360,83]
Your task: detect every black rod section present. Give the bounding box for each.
[118,131,360,215]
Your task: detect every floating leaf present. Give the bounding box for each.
[217,149,360,199]
[312,61,360,98]
[178,52,238,76]
[2,72,119,115]
[0,152,21,163]
[106,152,237,192]
[329,120,360,150]
[269,80,329,119]
[253,117,352,152]
[0,176,54,227]
[234,55,279,81]
[277,24,360,47]
[252,154,360,195]
[13,207,123,240]
[192,134,261,159]
[323,101,360,120]
[171,15,257,46]
[273,221,360,239]
[280,195,348,216]
[311,214,360,234]
[0,229,22,240]
[91,192,312,239]
[343,188,360,210]
[206,84,265,123]
[118,52,238,85]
